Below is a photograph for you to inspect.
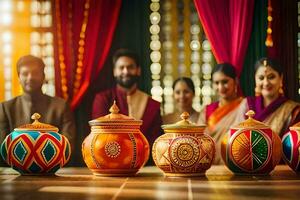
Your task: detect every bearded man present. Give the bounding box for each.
[91,49,162,164]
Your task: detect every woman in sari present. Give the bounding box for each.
[236,57,300,138]
[198,63,243,164]
[163,77,200,124]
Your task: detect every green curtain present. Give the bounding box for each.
[267,0,299,101]
[240,0,267,96]
[109,0,152,94]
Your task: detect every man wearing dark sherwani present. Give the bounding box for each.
[0,55,76,166]
[92,49,163,164]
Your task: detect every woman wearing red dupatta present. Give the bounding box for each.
[235,58,300,138]
[198,63,243,164]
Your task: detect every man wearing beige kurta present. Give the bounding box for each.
[0,55,76,166]
[92,49,162,165]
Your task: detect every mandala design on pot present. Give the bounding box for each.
[230,129,270,172]
[105,141,121,158]
[169,137,200,168]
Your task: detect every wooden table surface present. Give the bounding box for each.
[0,165,300,200]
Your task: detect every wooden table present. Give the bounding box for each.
[0,165,300,200]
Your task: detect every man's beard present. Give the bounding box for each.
[115,75,139,89]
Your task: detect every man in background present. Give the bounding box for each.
[92,49,162,164]
[0,55,76,166]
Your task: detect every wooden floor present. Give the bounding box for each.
[0,165,300,200]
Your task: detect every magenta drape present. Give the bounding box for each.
[193,0,254,77]
[53,0,122,109]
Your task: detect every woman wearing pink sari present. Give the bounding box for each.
[236,57,300,138]
[198,63,243,164]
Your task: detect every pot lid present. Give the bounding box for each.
[162,112,206,131]
[89,101,142,126]
[14,113,59,132]
[231,110,269,129]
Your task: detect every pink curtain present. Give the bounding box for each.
[53,0,122,109]
[194,0,254,77]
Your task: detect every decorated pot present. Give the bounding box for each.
[221,110,282,174]
[282,121,300,172]
[0,113,71,175]
[152,112,215,177]
[82,101,149,176]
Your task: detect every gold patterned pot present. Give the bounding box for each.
[152,112,215,177]
[82,101,150,176]
[0,113,71,175]
[221,110,282,174]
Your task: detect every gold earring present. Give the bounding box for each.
[255,86,261,96]
[279,83,284,95]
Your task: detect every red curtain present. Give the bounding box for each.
[193,0,254,77]
[53,0,122,109]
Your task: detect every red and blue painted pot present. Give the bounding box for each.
[282,121,300,172]
[1,113,71,175]
[221,110,282,174]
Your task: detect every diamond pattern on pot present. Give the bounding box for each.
[13,140,28,164]
[29,161,42,173]
[41,140,57,164]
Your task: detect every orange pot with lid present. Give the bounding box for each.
[82,101,149,176]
